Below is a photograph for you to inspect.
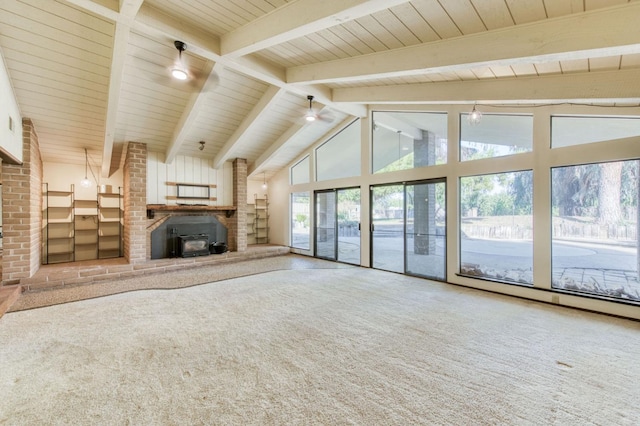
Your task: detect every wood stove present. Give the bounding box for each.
[178,234,210,257]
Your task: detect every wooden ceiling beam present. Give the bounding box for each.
[164,61,220,165]
[101,0,143,177]
[287,2,640,84]
[213,86,287,169]
[221,0,411,58]
[333,69,640,104]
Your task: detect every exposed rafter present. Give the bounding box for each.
[97,0,143,177]
[213,86,287,169]
[333,69,640,104]
[287,2,640,84]
[164,61,219,164]
[221,0,411,58]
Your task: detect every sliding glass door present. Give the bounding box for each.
[371,185,405,273]
[314,188,360,264]
[371,180,446,280]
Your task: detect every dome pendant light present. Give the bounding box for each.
[80,148,92,188]
[171,41,188,81]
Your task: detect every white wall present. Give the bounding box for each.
[43,162,123,199]
[0,49,22,163]
[147,151,233,206]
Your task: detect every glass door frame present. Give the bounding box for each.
[369,178,447,280]
[313,186,361,264]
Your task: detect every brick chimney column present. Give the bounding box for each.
[1,118,43,284]
[123,142,147,263]
[230,158,247,252]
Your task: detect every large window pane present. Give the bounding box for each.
[291,156,309,185]
[552,161,639,301]
[372,111,447,174]
[460,114,533,161]
[552,116,640,148]
[316,119,360,181]
[460,171,533,285]
[291,192,310,250]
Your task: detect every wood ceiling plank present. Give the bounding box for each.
[504,0,548,24]
[387,3,440,43]
[0,25,112,68]
[510,63,539,76]
[438,0,487,34]
[534,61,562,75]
[542,0,584,18]
[620,53,640,68]
[304,32,354,60]
[589,55,622,71]
[585,0,628,10]
[353,15,404,50]
[410,0,461,39]
[324,26,376,55]
[370,9,422,47]
[470,0,514,30]
[560,58,589,73]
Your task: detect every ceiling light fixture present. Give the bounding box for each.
[80,148,92,188]
[305,95,317,122]
[262,172,267,190]
[199,140,205,151]
[171,41,188,81]
[467,104,482,126]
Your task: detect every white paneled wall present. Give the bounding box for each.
[147,151,233,206]
[0,49,22,163]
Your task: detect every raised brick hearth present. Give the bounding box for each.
[0,128,267,310]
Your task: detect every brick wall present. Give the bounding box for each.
[231,158,247,252]
[1,118,43,285]
[123,142,147,263]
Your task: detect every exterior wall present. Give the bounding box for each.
[1,118,42,284]
[123,142,147,264]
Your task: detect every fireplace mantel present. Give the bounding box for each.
[146,204,236,218]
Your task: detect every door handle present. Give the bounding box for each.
[370,223,375,232]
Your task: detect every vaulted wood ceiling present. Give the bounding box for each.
[1,0,639,179]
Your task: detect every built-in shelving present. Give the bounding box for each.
[248,193,269,245]
[43,184,123,264]
[43,184,75,264]
[98,188,123,259]
[74,198,98,261]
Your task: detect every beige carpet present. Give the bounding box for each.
[1,265,639,425]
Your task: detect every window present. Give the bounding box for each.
[291,192,311,250]
[291,156,310,185]
[552,160,639,301]
[460,171,533,285]
[316,119,360,181]
[552,115,640,148]
[372,111,447,174]
[460,114,532,161]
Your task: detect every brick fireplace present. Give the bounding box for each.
[1,139,251,286]
[147,210,233,260]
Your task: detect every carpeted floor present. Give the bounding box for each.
[1,262,639,425]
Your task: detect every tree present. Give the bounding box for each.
[598,162,623,225]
